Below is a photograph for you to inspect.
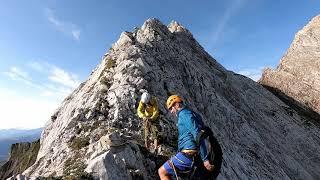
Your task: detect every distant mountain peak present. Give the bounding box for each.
[260,14,320,114]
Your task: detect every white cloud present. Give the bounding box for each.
[72,30,81,41]
[206,0,247,48]
[42,83,74,98]
[1,62,82,129]
[3,67,45,90]
[28,61,46,72]
[0,88,59,129]
[5,67,31,81]
[49,66,80,89]
[45,8,81,41]
[236,67,264,81]
[27,61,81,89]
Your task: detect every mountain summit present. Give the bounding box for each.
[260,15,320,114]
[13,18,320,179]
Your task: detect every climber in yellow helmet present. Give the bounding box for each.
[158,95,214,180]
[137,92,160,152]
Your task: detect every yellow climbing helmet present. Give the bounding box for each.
[166,95,183,109]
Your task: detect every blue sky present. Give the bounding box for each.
[0,0,319,129]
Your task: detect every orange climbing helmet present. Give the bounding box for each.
[166,95,183,109]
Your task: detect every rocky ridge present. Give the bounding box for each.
[260,15,320,114]
[13,18,320,179]
[0,140,40,180]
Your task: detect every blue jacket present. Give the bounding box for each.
[177,107,208,161]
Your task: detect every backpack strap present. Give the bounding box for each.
[196,126,212,148]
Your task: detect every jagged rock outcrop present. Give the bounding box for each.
[260,15,320,114]
[0,140,39,180]
[0,161,5,167]
[19,18,320,179]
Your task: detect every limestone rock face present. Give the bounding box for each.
[260,15,320,114]
[21,18,320,179]
[0,140,40,180]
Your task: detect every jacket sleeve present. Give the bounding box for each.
[137,101,146,118]
[185,113,208,161]
[150,98,159,121]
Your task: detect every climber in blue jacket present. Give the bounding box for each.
[158,95,214,180]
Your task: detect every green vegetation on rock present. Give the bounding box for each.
[62,153,93,180]
[69,136,90,151]
[0,139,40,179]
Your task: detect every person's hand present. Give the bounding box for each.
[203,160,214,171]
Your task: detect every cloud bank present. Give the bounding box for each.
[1,62,81,129]
[45,8,81,41]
